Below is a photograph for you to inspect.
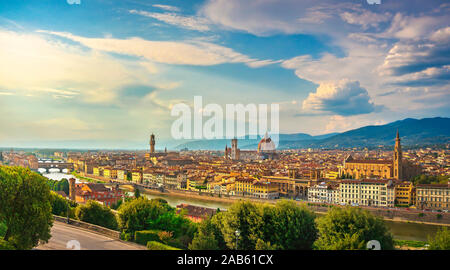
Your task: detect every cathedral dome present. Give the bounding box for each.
[257,133,276,152]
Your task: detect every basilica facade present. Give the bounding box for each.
[341,131,421,181]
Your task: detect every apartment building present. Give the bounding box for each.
[339,179,395,207]
[416,183,450,210]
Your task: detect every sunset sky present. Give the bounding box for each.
[0,0,449,149]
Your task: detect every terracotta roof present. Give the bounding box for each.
[176,204,216,218]
[346,159,392,164]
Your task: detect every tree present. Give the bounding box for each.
[117,197,172,234]
[134,187,141,198]
[0,166,53,249]
[219,201,264,250]
[264,200,317,249]
[255,239,278,250]
[314,206,394,250]
[189,200,318,250]
[57,178,70,195]
[49,191,77,218]
[428,227,450,250]
[189,217,221,250]
[75,201,118,230]
[147,210,196,239]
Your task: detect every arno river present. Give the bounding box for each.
[43,171,443,242]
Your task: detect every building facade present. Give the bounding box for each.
[416,183,450,210]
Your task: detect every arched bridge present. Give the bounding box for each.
[38,162,74,172]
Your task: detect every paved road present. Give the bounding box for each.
[36,221,146,250]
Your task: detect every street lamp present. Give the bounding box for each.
[235,229,240,250]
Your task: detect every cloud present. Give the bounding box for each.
[379,29,450,77]
[383,13,446,40]
[40,30,279,68]
[200,0,395,36]
[0,29,165,104]
[302,79,381,116]
[129,10,210,32]
[324,115,387,133]
[340,10,391,29]
[152,4,180,12]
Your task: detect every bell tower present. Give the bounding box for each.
[150,133,155,154]
[393,130,402,180]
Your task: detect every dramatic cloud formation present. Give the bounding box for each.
[302,80,380,116]
[0,0,448,146]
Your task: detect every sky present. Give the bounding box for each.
[0,0,449,149]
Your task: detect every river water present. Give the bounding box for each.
[40,171,444,242]
[38,169,83,183]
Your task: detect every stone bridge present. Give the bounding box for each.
[38,162,74,172]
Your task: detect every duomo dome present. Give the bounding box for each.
[257,133,276,153]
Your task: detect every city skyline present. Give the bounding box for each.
[0,0,449,148]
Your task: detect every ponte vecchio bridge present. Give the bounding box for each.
[38,160,74,172]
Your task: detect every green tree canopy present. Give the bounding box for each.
[49,191,76,218]
[263,200,317,250]
[75,200,118,230]
[0,166,53,249]
[314,206,394,250]
[189,217,220,250]
[190,200,317,250]
[428,227,450,250]
[117,197,172,234]
[147,210,196,239]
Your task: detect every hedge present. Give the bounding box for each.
[0,240,15,250]
[146,241,180,250]
[135,230,161,246]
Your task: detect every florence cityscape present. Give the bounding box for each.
[0,0,449,263]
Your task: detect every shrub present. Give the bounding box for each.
[0,240,15,250]
[428,227,450,250]
[418,213,424,217]
[75,200,118,230]
[120,232,132,241]
[135,230,161,246]
[147,241,180,250]
[437,214,443,220]
[158,231,173,244]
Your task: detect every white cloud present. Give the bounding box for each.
[152,4,180,12]
[302,79,380,116]
[129,10,210,32]
[340,10,391,29]
[383,13,446,40]
[325,115,387,133]
[0,29,164,104]
[39,30,279,68]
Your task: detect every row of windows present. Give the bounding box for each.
[419,197,449,202]
[418,190,449,195]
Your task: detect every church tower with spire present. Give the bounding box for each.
[393,130,403,180]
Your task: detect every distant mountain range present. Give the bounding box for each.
[174,117,450,150]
